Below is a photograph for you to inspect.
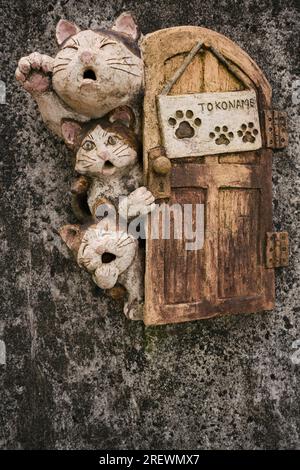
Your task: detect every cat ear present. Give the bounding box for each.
[61,120,82,148]
[59,224,81,254]
[112,12,140,41]
[108,106,136,129]
[56,19,81,46]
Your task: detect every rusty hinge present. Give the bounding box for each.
[264,110,288,149]
[148,146,171,199]
[266,232,289,268]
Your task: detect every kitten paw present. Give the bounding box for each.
[126,187,156,218]
[124,298,144,321]
[71,176,90,195]
[15,53,54,93]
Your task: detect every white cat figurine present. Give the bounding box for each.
[15,13,144,137]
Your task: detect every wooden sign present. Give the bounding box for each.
[157,90,262,158]
[142,26,288,326]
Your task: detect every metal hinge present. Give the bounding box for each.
[264,110,288,149]
[147,146,171,199]
[266,232,289,268]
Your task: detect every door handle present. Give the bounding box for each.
[153,156,171,175]
[147,146,171,199]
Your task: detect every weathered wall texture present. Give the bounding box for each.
[0,0,299,450]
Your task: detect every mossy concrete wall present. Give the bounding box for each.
[0,0,299,449]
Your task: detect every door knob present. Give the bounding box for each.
[152,156,171,175]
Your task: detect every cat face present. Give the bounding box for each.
[62,106,139,177]
[52,14,143,118]
[75,123,137,177]
[77,225,137,290]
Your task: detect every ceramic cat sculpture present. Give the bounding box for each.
[61,106,155,223]
[15,13,143,138]
[60,217,144,320]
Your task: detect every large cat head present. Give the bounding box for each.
[62,106,139,177]
[52,13,143,118]
[60,221,137,290]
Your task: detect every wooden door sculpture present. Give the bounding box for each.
[142,27,288,325]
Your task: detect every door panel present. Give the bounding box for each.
[218,188,261,299]
[164,188,207,305]
[142,27,275,325]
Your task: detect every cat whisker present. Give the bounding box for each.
[52,67,67,75]
[115,146,128,156]
[81,153,97,162]
[82,156,98,161]
[117,240,134,248]
[106,56,133,61]
[108,66,141,77]
[107,62,138,68]
[78,162,95,168]
[114,144,126,151]
[79,152,97,160]
[112,147,126,155]
[55,57,72,63]
[106,58,135,63]
[77,157,97,163]
[53,63,70,69]
[114,146,126,153]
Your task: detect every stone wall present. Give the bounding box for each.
[0,0,299,449]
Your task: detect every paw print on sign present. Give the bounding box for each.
[210,126,234,146]
[168,110,202,139]
[238,122,259,143]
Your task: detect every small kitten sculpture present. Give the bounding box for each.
[60,217,144,320]
[15,13,143,138]
[61,106,155,222]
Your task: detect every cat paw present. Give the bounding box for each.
[124,298,144,321]
[71,176,90,195]
[126,187,155,218]
[15,53,54,93]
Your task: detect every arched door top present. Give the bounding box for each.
[142,26,271,106]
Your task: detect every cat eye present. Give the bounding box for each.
[63,45,78,50]
[107,136,116,146]
[82,140,95,151]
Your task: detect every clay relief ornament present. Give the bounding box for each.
[16,15,289,325]
[15,13,144,138]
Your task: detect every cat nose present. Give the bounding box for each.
[98,151,109,161]
[95,246,104,255]
[80,51,94,65]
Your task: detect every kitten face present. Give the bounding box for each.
[52,30,143,118]
[75,123,138,177]
[77,225,137,290]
